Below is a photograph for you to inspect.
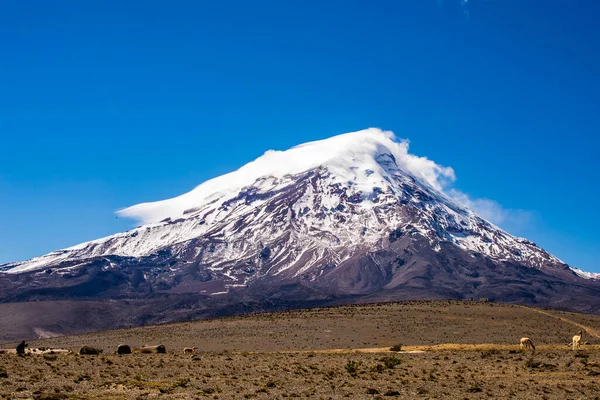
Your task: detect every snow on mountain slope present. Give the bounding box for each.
[117,128,455,224]
[571,267,600,280]
[0,128,585,281]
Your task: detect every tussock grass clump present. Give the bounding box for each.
[467,385,483,393]
[525,358,557,371]
[79,346,102,355]
[345,360,360,376]
[380,356,401,369]
[33,394,68,400]
[390,344,402,352]
[172,377,190,388]
[371,363,385,373]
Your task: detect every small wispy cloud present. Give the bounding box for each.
[437,0,493,18]
[447,189,533,229]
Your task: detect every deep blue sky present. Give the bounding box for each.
[1,0,599,272]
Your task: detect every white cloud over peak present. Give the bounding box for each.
[447,189,532,228]
[118,128,529,233]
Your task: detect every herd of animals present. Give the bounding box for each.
[519,330,588,352]
[3,330,589,356]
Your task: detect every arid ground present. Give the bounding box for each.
[1,301,600,399]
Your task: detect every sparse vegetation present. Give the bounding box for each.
[0,346,597,399]
[0,301,598,399]
[467,384,483,393]
[380,355,401,369]
[371,363,385,373]
[345,360,361,376]
[389,344,402,352]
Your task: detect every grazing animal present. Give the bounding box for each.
[183,347,198,354]
[140,345,167,354]
[572,331,583,351]
[116,344,132,355]
[519,337,535,352]
[16,340,27,355]
[79,346,103,355]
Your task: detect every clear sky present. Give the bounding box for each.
[1,0,599,272]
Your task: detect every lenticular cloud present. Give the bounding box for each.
[117,127,525,228]
[117,128,459,225]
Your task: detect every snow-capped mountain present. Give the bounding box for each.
[1,128,599,337]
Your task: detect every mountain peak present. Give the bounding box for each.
[118,128,455,225]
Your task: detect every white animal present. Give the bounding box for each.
[183,347,198,354]
[571,331,582,351]
[519,337,535,352]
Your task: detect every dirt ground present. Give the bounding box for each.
[2,346,600,399]
[1,301,600,399]
[10,301,600,353]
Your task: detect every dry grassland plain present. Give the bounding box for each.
[1,301,600,399]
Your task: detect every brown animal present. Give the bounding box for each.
[139,345,167,354]
[79,346,103,355]
[519,337,535,352]
[16,340,27,355]
[183,347,198,354]
[116,344,132,354]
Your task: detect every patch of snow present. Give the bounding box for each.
[570,267,600,280]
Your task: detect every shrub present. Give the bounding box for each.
[467,385,483,393]
[525,358,540,368]
[390,344,402,352]
[380,356,401,369]
[0,366,7,379]
[33,394,67,400]
[371,363,385,373]
[79,346,102,355]
[172,377,190,388]
[345,360,360,376]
